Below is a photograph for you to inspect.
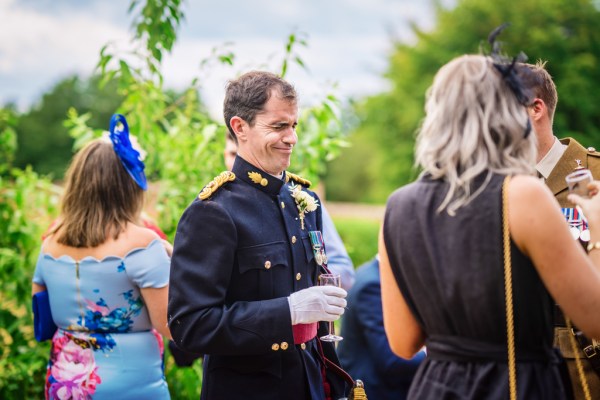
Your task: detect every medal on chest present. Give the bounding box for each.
[561,207,590,242]
[309,230,328,266]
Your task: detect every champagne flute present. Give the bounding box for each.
[566,169,593,198]
[318,273,343,342]
[566,168,594,245]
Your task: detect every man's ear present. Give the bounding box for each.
[230,116,246,142]
[528,98,546,122]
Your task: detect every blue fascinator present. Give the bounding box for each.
[109,114,147,190]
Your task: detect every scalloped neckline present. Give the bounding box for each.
[41,238,163,264]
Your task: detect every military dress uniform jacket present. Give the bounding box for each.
[547,137,600,207]
[168,156,343,400]
[547,138,600,399]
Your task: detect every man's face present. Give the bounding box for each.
[224,137,237,171]
[236,90,298,176]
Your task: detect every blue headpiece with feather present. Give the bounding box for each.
[109,114,147,190]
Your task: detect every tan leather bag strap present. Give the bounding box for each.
[566,316,592,399]
[502,176,517,400]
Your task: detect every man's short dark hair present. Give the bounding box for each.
[523,61,558,123]
[223,71,297,143]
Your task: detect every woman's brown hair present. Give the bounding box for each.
[54,139,144,247]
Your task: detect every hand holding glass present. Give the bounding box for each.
[318,273,343,342]
[566,169,593,198]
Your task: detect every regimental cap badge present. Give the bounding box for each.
[248,171,268,187]
[574,159,584,171]
[198,171,236,200]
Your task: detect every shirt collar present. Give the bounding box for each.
[536,137,567,179]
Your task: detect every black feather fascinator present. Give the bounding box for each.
[486,23,536,108]
[485,23,536,137]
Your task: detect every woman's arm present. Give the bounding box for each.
[509,176,600,338]
[129,224,172,339]
[32,283,46,296]
[141,286,171,339]
[379,227,426,359]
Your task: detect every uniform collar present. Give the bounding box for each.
[232,156,284,196]
[545,137,588,196]
[536,137,567,179]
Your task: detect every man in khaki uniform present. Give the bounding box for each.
[527,61,600,399]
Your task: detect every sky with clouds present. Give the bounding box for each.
[0,0,453,118]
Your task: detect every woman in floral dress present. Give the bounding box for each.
[32,115,171,399]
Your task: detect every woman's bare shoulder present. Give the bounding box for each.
[508,175,557,211]
[121,222,161,248]
[41,222,161,261]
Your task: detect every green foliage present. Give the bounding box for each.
[327,0,600,203]
[0,166,60,397]
[280,31,308,79]
[0,109,18,175]
[163,349,203,399]
[293,95,349,183]
[129,0,184,72]
[333,217,380,268]
[0,103,59,397]
[13,76,124,179]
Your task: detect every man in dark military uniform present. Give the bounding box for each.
[527,61,600,399]
[168,71,349,400]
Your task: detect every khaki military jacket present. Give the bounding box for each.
[548,137,600,399]
[546,137,600,208]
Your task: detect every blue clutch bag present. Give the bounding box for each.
[32,291,57,342]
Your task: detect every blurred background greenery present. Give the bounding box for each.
[3,0,600,398]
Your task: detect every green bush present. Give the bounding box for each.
[163,352,203,398]
[0,167,60,398]
[333,217,380,268]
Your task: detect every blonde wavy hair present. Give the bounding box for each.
[415,54,537,215]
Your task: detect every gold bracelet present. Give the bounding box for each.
[587,241,600,253]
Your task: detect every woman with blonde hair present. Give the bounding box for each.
[32,115,171,399]
[380,50,600,399]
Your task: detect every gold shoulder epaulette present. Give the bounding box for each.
[286,172,312,187]
[198,171,236,200]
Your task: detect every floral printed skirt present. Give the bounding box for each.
[45,329,169,400]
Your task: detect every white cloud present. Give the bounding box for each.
[0,0,451,111]
[0,0,128,108]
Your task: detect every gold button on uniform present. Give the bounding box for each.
[300,343,306,350]
[260,178,268,186]
[271,343,280,351]
[264,261,271,269]
[281,342,289,350]
[281,202,285,209]
[296,273,301,281]
[291,236,297,244]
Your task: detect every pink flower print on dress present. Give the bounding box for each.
[51,334,70,360]
[48,339,101,399]
[85,299,110,316]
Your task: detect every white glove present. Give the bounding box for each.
[288,286,347,325]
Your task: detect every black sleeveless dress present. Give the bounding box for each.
[383,173,569,399]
